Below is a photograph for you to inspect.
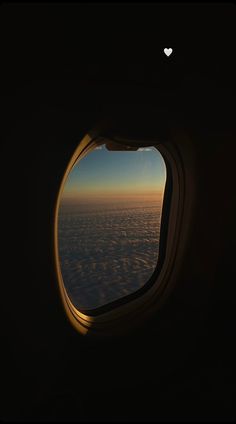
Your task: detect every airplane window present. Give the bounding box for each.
[57,144,166,312]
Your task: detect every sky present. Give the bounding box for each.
[61,145,166,203]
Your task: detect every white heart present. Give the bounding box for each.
[164,48,173,57]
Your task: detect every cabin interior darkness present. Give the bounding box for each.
[1,3,236,422]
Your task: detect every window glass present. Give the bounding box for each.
[58,144,166,311]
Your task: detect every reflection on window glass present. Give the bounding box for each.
[58,144,166,311]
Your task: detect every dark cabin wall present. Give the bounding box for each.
[1,3,235,422]
[1,78,236,423]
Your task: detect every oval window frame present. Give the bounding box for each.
[54,133,184,337]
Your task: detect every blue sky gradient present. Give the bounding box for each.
[62,145,166,201]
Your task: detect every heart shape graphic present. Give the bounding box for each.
[164,48,173,57]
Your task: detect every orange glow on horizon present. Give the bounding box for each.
[61,190,164,204]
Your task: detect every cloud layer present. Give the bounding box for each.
[58,201,162,310]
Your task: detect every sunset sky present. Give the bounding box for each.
[61,145,166,203]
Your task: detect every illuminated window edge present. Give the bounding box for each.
[54,133,184,337]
